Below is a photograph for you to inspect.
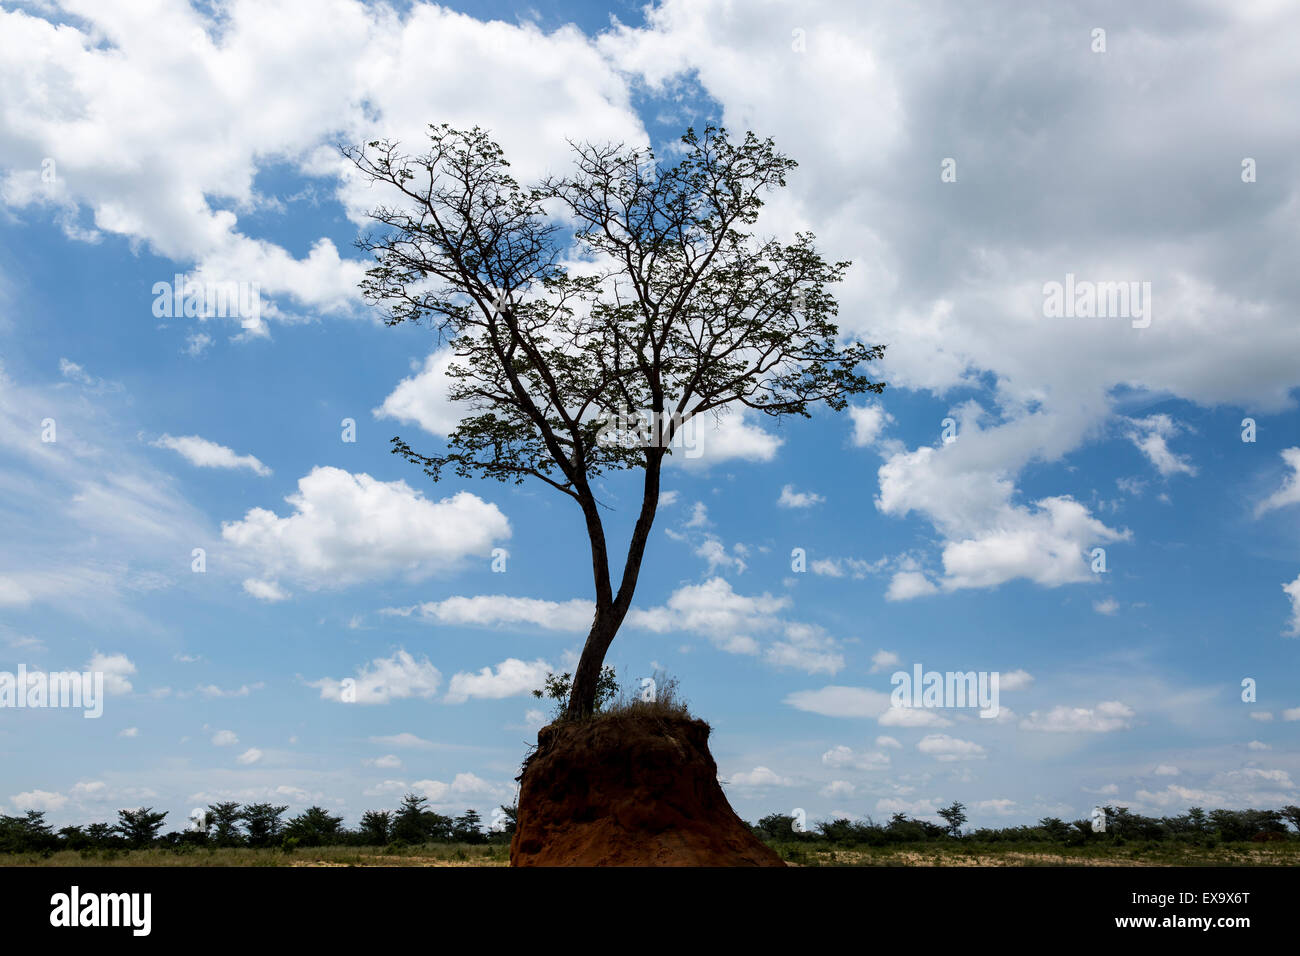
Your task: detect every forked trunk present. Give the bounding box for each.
[565,448,663,720]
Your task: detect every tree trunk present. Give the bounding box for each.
[565,608,620,720]
[564,448,663,720]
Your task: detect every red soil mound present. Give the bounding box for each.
[510,713,785,867]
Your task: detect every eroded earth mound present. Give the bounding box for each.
[510,713,785,867]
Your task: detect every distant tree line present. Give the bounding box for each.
[0,794,517,855]
[9,798,1297,855]
[751,802,1300,847]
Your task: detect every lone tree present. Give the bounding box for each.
[116,807,167,848]
[240,803,288,848]
[284,806,345,847]
[359,809,392,845]
[205,801,244,847]
[938,801,967,838]
[346,125,885,719]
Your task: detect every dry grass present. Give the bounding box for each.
[0,843,510,868]
[7,839,1297,867]
[773,841,1300,867]
[598,672,694,720]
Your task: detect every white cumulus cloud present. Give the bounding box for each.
[1019,700,1135,733]
[444,658,552,705]
[222,466,510,589]
[916,734,987,761]
[310,650,442,705]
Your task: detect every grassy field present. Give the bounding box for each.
[2,840,1298,866]
[770,841,1300,867]
[0,844,512,867]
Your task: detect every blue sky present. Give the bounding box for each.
[1,0,1298,832]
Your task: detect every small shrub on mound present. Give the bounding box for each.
[530,669,692,726]
[598,673,692,721]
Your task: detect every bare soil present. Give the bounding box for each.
[510,713,785,867]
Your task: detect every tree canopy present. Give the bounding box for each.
[346,124,885,717]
